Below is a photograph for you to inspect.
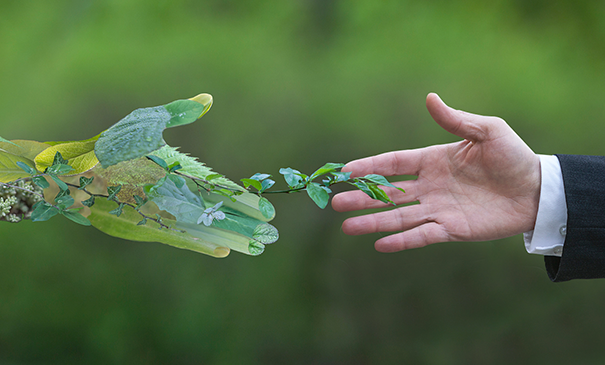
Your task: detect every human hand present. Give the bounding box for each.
[331,93,541,252]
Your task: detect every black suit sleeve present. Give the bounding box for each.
[544,154,605,282]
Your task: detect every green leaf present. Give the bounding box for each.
[133,194,147,208]
[368,184,395,205]
[0,136,19,147]
[279,167,304,188]
[250,173,271,181]
[241,178,263,191]
[362,174,405,192]
[147,155,168,170]
[16,161,35,174]
[61,209,92,226]
[49,174,69,191]
[0,150,37,183]
[248,241,265,256]
[206,174,223,181]
[167,162,182,173]
[258,197,276,220]
[52,151,69,166]
[46,164,74,175]
[331,171,352,183]
[30,201,59,222]
[109,203,125,217]
[94,94,213,168]
[55,195,75,210]
[252,223,279,244]
[352,180,377,200]
[164,98,209,128]
[33,176,50,189]
[81,196,95,207]
[260,179,275,193]
[79,176,94,190]
[306,182,330,209]
[310,162,345,181]
[107,185,122,201]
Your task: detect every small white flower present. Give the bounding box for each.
[197,201,226,226]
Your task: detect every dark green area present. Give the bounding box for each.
[2,1,605,364]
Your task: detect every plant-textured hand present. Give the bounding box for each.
[0,94,402,258]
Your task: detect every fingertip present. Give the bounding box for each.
[331,192,346,212]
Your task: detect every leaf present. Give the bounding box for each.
[148,177,204,224]
[241,178,263,191]
[331,171,352,183]
[55,195,75,210]
[147,155,168,170]
[310,162,345,181]
[352,180,377,200]
[0,140,50,161]
[248,241,265,256]
[279,167,304,188]
[94,94,213,168]
[88,198,231,258]
[30,201,59,222]
[133,195,147,208]
[16,161,34,174]
[61,209,92,226]
[79,176,94,190]
[258,197,276,220]
[107,185,122,201]
[49,174,69,192]
[250,173,271,181]
[0,150,37,183]
[81,196,95,207]
[34,136,100,175]
[306,182,330,209]
[52,151,69,166]
[362,174,405,192]
[0,136,18,146]
[109,203,125,217]
[164,99,207,128]
[368,184,395,205]
[252,223,279,244]
[46,163,74,175]
[260,179,275,193]
[33,176,50,189]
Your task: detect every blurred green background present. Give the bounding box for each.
[2,0,605,364]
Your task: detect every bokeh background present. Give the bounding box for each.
[2,0,605,364]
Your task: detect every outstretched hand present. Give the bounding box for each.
[332,93,541,252]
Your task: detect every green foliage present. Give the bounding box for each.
[1,93,401,257]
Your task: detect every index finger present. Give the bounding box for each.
[342,148,426,177]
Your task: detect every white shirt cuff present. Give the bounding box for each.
[523,155,567,257]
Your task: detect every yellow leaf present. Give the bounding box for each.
[35,135,100,175]
[188,93,213,118]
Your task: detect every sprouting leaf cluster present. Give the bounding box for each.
[0,93,404,258]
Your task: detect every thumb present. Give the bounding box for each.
[426,93,489,142]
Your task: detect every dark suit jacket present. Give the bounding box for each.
[544,155,605,281]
